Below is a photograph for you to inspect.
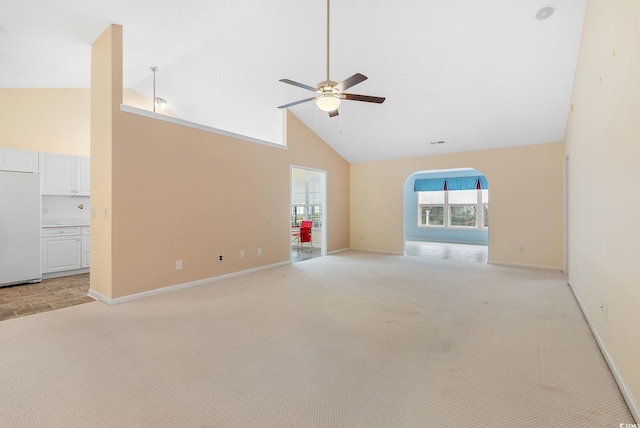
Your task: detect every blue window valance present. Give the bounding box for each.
[414,176,488,192]
[413,178,446,191]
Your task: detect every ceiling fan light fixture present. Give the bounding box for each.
[316,94,341,112]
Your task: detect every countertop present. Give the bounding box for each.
[42,218,90,228]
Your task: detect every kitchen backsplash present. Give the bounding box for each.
[42,195,90,219]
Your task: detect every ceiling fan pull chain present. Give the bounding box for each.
[315,105,319,133]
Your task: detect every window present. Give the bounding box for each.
[450,206,476,226]
[418,189,488,229]
[482,191,489,227]
[292,178,322,228]
[421,206,444,226]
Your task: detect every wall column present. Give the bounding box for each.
[89,24,123,300]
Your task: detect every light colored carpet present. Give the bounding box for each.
[0,251,633,427]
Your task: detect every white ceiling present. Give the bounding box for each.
[0,0,586,163]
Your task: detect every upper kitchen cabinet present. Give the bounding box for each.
[39,152,90,196]
[75,156,90,195]
[0,147,39,173]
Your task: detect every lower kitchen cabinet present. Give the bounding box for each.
[42,226,90,274]
[42,235,81,273]
[82,251,90,269]
[81,227,90,268]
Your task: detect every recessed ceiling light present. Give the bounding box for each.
[536,6,554,20]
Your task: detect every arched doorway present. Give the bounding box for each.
[403,168,489,263]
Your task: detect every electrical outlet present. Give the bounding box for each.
[176,260,182,270]
[257,248,262,256]
[218,254,224,262]
[519,246,525,253]
[240,250,244,258]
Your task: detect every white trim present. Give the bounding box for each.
[568,282,639,423]
[43,268,90,279]
[290,165,328,259]
[120,104,287,150]
[87,261,290,306]
[352,248,404,256]
[564,154,570,274]
[86,288,109,302]
[489,261,563,271]
[407,238,488,246]
[326,247,350,255]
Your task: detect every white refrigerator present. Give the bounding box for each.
[0,171,41,287]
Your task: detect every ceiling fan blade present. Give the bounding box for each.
[342,93,386,104]
[277,97,317,109]
[328,109,339,118]
[279,79,318,92]
[334,73,367,92]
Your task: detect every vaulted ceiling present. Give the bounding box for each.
[1,0,586,162]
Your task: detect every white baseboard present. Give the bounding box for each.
[88,261,290,306]
[86,288,108,302]
[350,247,404,255]
[489,261,564,271]
[568,282,639,423]
[326,247,350,255]
[406,238,488,246]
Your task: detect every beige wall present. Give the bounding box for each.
[0,88,159,157]
[91,25,349,299]
[0,88,90,156]
[350,142,565,269]
[564,0,640,418]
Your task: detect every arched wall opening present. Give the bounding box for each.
[403,168,489,259]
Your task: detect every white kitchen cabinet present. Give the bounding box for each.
[42,228,82,273]
[39,152,74,195]
[39,152,90,196]
[82,252,91,269]
[75,156,90,196]
[0,147,39,173]
[81,226,90,268]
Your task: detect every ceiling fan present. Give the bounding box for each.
[277,0,385,117]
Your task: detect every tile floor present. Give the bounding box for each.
[291,246,322,263]
[0,273,93,322]
[404,240,488,263]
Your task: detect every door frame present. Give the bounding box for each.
[290,165,327,258]
[564,154,570,274]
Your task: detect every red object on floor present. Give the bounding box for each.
[299,220,312,250]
